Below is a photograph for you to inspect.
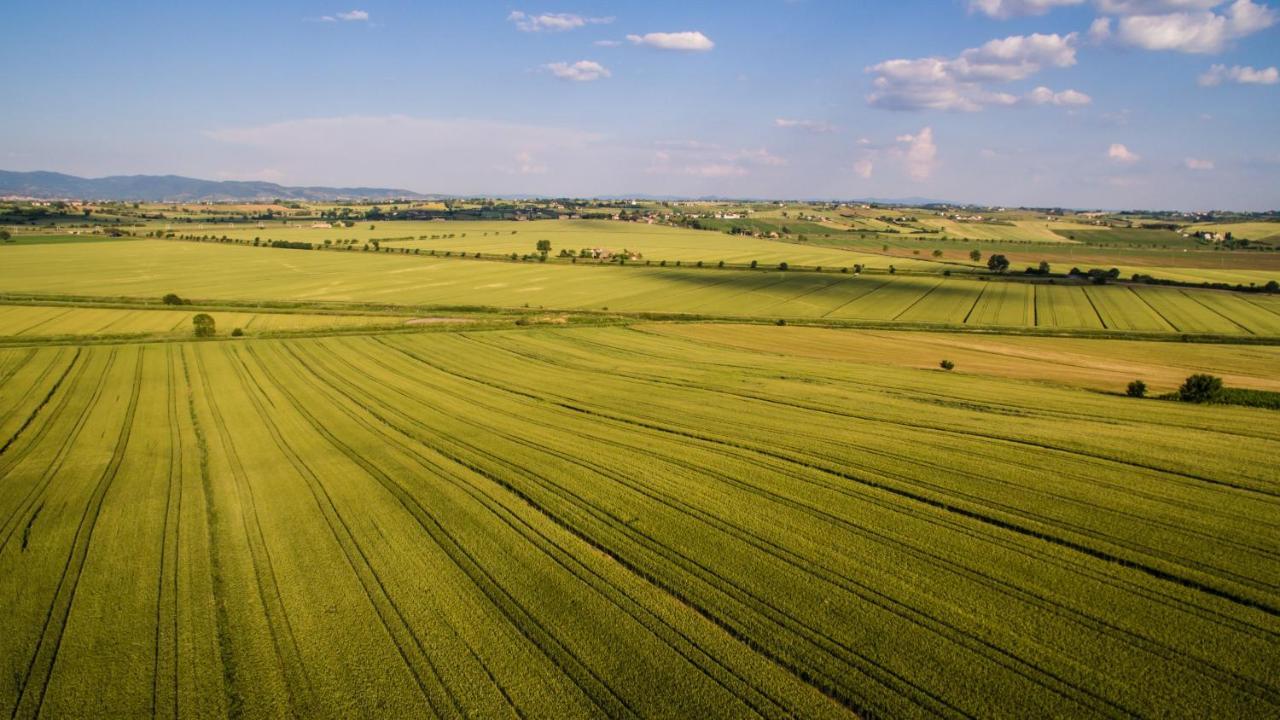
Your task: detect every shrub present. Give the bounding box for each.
[162,293,185,306]
[776,318,787,326]
[1178,374,1223,403]
[231,327,244,337]
[778,262,789,271]
[940,360,955,371]
[192,313,216,337]
[1126,380,1147,398]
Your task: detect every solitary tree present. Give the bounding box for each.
[969,249,981,262]
[940,360,955,371]
[1126,380,1147,398]
[932,249,943,258]
[192,313,216,338]
[1178,374,1223,403]
[536,239,552,256]
[1038,260,1051,275]
[162,293,184,306]
[0,230,11,243]
[987,254,1010,273]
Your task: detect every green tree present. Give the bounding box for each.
[969,249,982,262]
[162,293,184,306]
[0,230,11,243]
[940,360,955,371]
[1178,374,1223,403]
[987,254,1010,273]
[192,313,216,338]
[1126,380,1147,398]
[1038,260,1051,275]
[536,239,552,256]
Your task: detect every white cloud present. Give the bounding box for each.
[969,0,1085,18]
[1199,63,1280,84]
[1095,0,1276,53]
[336,10,369,21]
[1096,0,1222,12]
[507,11,613,32]
[544,60,611,82]
[774,118,838,133]
[853,159,874,179]
[205,114,607,194]
[645,141,783,177]
[502,151,548,175]
[1184,157,1216,169]
[1027,86,1094,105]
[1108,143,1141,163]
[731,148,789,167]
[866,33,1080,111]
[897,128,939,181]
[593,39,622,47]
[626,31,715,51]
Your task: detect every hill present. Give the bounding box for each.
[0,170,436,202]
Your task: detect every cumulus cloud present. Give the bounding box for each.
[507,11,613,32]
[544,60,611,82]
[866,33,1086,111]
[774,118,838,133]
[1199,63,1280,84]
[502,151,548,175]
[898,128,939,181]
[1091,0,1277,53]
[1108,143,1141,163]
[626,31,715,51]
[1027,86,1094,105]
[1184,157,1216,169]
[968,0,1085,18]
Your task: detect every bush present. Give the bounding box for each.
[231,327,244,337]
[775,318,787,326]
[162,293,185,306]
[192,313,216,337]
[940,360,955,371]
[778,262,789,271]
[1126,380,1147,398]
[1178,374,1223,403]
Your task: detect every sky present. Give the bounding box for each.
[2,1,1278,209]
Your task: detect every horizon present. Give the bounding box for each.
[1,168,1275,214]
[2,1,1277,210]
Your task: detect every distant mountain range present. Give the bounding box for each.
[0,170,961,206]
[0,171,437,202]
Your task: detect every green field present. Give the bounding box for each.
[0,304,413,338]
[203,219,946,271]
[3,240,1278,335]
[1,326,1277,718]
[1,223,1278,719]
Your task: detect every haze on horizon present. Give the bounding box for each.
[2,0,1278,210]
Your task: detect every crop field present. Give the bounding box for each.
[0,304,410,338]
[2,241,1278,336]
[203,219,944,270]
[912,218,1095,243]
[0,326,1276,719]
[1187,222,1280,242]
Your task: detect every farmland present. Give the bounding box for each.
[2,204,1279,720]
[0,304,414,338]
[2,241,1278,336]
[1,325,1277,718]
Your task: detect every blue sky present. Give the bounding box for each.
[2,1,1278,209]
